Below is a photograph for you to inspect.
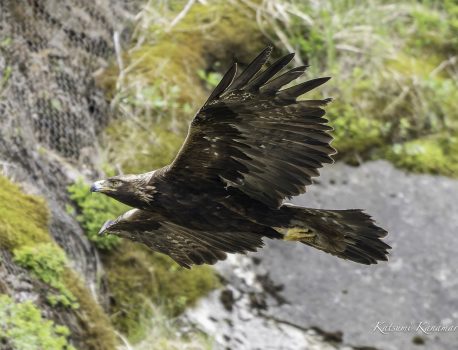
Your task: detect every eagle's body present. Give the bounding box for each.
[91,47,390,268]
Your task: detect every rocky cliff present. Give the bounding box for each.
[0,1,136,348]
[186,161,458,350]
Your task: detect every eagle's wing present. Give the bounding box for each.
[166,46,335,208]
[100,209,265,268]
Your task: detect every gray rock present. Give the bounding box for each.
[186,161,458,350]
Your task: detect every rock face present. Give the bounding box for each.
[0,0,135,295]
[186,161,458,350]
[0,1,137,348]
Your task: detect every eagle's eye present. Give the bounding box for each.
[111,180,123,187]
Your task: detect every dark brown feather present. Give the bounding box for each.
[102,209,266,268]
[167,48,334,208]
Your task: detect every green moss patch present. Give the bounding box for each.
[0,294,76,350]
[0,176,51,249]
[383,135,458,177]
[62,272,118,350]
[0,176,118,349]
[102,241,219,343]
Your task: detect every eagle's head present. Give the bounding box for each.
[90,173,155,208]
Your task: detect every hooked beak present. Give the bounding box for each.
[90,180,107,193]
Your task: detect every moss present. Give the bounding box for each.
[68,179,128,249]
[327,101,385,162]
[383,135,458,177]
[286,0,458,177]
[99,0,268,174]
[0,176,118,349]
[104,116,187,174]
[102,241,219,343]
[13,243,79,309]
[408,1,458,56]
[0,294,76,350]
[0,176,51,249]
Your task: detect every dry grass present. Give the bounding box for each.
[118,303,212,350]
[99,0,267,174]
[251,0,458,174]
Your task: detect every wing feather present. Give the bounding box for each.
[165,46,335,208]
[246,52,295,91]
[228,46,272,91]
[204,62,237,105]
[260,66,308,94]
[101,209,265,268]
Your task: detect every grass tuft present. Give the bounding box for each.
[102,241,219,343]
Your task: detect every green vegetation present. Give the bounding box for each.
[0,294,75,350]
[68,179,128,249]
[99,0,457,178]
[0,175,118,350]
[99,0,267,174]
[0,175,51,249]
[61,272,118,350]
[13,243,79,309]
[102,241,219,342]
[284,0,458,175]
[384,135,458,176]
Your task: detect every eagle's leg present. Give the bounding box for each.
[274,226,317,244]
[268,204,390,265]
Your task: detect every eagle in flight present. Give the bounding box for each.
[91,46,390,268]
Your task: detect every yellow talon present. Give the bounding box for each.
[281,227,315,241]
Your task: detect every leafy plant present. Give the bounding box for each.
[0,294,76,350]
[13,243,79,309]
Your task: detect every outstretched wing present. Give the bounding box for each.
[165,46,335,208]
[100,209,266,268]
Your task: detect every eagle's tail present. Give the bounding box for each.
[276,204,390,264]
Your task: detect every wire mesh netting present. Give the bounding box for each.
[0,0,139,160]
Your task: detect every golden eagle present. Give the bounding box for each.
[91,46,390,268]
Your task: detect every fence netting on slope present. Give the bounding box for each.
[0,0,135,161]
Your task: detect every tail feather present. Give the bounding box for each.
[278,205,390,265]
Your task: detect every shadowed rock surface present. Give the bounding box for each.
[186,160,458,350]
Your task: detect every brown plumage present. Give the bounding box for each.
[90,46,390,268]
